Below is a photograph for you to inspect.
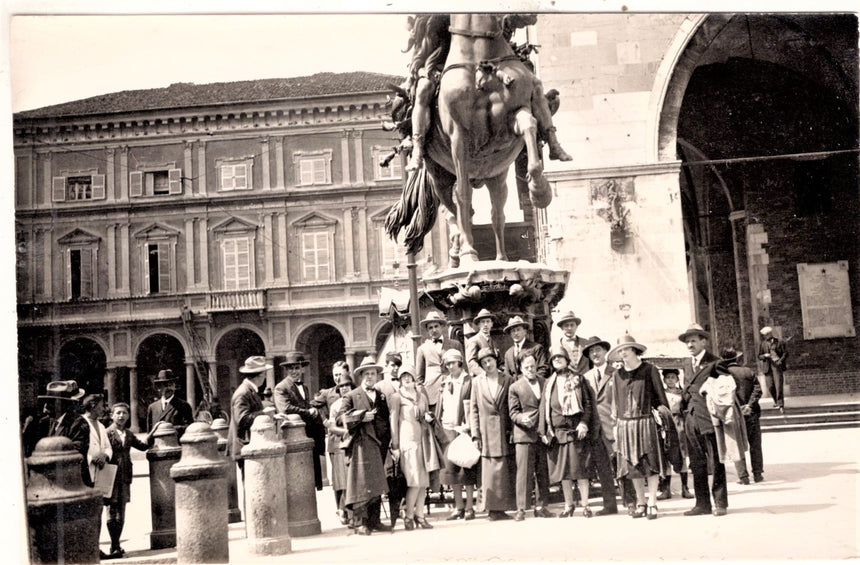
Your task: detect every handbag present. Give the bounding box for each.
[445,432,481,468]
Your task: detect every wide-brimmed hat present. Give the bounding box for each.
[608,334,648,362]
[239,356,273,374]
[503,315,530,333]
[420,311,448,328]
[280,351,310,367]
[476,347,499,364]
[555,310,582,327]
[152,369,178,385]
[442,348,464,365]
[473,309,495,324]
[719,347,744,364]
[549,345,570,362]
[678,323,711,342]
[38,380,86,402]
[353,356,383,378]
[581,336,611,357]
[759,326,773,335]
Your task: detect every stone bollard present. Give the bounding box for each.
[26,437,102,564]
[170,422,229,564]
[211,417,242,524]
[146,422,182,549]
[280,414,322,536]
[241,415,292,555]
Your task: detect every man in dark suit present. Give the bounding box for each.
[339,357,392,535]
[466,309,500,378]
[722,346,764,485]
[274,350,327,490]
[679,324,728,517]
[758,326,788,413]
[415,311,464,411]
[555,310,591,375]
[146,369,193,437]
[43,380,90,484]
[508,353,554,521]
[502,315,548,381]
[228,356,271,480]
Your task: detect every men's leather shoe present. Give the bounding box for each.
[656,490,672,500]
[684,506,712,516]
[488,510,512,521]
[595,507,618,516]
[370,523,392,532]
[447,508,465,520]
[464,509,476,521]
[737,477,750,485]
[754,474,764,483]
[514,510,525,521]
[713,507,727,516]
[534,506,556,518]
[681,487,694,499]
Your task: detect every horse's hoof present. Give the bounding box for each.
[529,177,553,209]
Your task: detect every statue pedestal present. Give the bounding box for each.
[422,260,569,348]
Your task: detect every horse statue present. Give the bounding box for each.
[385,13,571,268]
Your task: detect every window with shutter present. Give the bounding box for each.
[130,169,183,197]
[52,177,67,202]
[219,163,251,191]
[301,230,332,282]
[129,171,143,197]
[168,168,182,194]
[67,247,95,299]
[297,156,331,186]
[222,237,252,289]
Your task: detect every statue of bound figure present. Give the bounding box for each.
[384,13,572,268]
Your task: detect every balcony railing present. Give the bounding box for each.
[208,289,266,312]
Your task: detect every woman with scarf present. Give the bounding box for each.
[539,346,594,517]
[389,364,438,530]
[608,335,671,520]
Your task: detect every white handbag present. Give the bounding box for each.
[445,432,481,468]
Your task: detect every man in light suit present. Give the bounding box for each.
[466,309,499,378]
[415,311,464,411]
[146,369,193,437]
[508,353,554,521]
[274,350,327,490]
[228,356,271,480]
[581,336,621,515]
[502,315,549,381]
[679,323,728,517]
[555,310,591,375]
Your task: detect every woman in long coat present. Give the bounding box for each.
[469,347,516,520]
[539,346,594,517]
[324,371,356,526]
[608,335,671,520]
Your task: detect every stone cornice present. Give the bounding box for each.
[545,161,682,182]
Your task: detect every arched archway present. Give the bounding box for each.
[136,333,188,429]
[294,323,345,393]
[58,337,107,400]
[215,328,266,404]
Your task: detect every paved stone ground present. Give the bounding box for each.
[97,426,858,563]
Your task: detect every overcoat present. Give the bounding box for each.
[583,363,616,448]
[469,372,514,457]
[228,379,264,461]
[339,387,390,507]
[682,351,721,435]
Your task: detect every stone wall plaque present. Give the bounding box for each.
[797,261,855,339]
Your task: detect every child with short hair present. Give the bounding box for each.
[103,403,159,558]
[658,369,693,500]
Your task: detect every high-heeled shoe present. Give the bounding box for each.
[414,517,433,529]
[582,505,593,518]
[404,518,415,531]
[559,506,575,518]
[647,505,658,520]
[632,504,647,519]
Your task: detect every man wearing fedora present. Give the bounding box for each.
[228,356,272,480]
[555,310,591,375]
[581,336,622,515]
[502,315,548,382]
[758,326,788,413]
[722,346,764,485]
[415,311,464,412]
[43,380,91,484]
[678,323,728,516]
[275,350,327,490]
[338,356,392,535]
[146,369,193,437]
[466,309,500,379]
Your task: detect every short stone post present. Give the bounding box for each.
[211,417,242,523]
[170,422,229,564]
[146,422,182,549]
[241,415,291,555]
[280,414,322,536]
[26,437,102,564]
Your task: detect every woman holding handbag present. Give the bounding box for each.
[389,364,436,530]
[434,349,478,521]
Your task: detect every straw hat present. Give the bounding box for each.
[608,334,648,362]
[678,323,711,342]
[239,356,273,374]
[353,356,383,377]
[555,310,582,327]
[420,311,448,328]
[503,315,530,333]
[38,380,86,402]
[759,326,773,335]
[473,309,495,324]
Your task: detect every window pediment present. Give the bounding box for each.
[292,211,339,228]
[58,228,100,246]
[133,222,180,240]
[370,206,394,223]
[211,216,259,234]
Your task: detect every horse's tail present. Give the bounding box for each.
[385,165,439,255]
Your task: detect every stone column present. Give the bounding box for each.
[27,437,102,564]
[129,366,140,433]
[146,423,181,549]
[211,418,242,524]
[185,362,197,412]
[266,357,277,391]
[170,422,229,564]
[105,367,117,409]
[241,415,291,555]
[279,415,321,536]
